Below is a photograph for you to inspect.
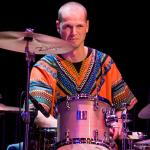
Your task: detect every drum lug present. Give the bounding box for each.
[105,107,118,128]
[94,129,99,141]
[65,129,70,143]
[94,99,99,111]
[104,131,110,143]
[109,138,116,149]
[66,96,71,110]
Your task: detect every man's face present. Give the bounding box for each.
[56,8,89,48]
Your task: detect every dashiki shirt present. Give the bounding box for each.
[29,48,137,115]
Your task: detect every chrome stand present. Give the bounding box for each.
[21,28,35,150]
[121,103,129,150]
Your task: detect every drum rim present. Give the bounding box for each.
[56,94,111,108]
[55,138,111,149]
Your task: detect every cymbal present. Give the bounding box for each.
[0,31,74,54]
[0,103,23,112]
[127,131,147,140]
[0,103,33,112]
[138,103,150,119]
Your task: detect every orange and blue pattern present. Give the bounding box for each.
[30,48,137,115]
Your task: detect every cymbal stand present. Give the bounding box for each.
[121,103,129,150]
[21,28,35,150]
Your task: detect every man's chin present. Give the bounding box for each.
[69,42,79,49]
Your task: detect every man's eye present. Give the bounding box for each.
[78,25,83,28]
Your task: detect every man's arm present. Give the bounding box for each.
[34,110,57,128]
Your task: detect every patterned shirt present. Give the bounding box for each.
[29,48,137,115]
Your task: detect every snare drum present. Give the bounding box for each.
[134,139,150,150]
[55,95,116,150]
[126,131,148,150]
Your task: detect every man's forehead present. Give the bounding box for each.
[61,7,85,17]
[60,20,86,26]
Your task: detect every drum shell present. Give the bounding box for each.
[57,98,110,141]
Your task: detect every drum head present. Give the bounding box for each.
[57,143,109,150]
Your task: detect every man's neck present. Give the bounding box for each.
[62,46,88,63]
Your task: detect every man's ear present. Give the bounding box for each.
[56,20,60,33]
[86,20,89,33]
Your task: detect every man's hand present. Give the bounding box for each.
[109,111,123,140]
[34,111,57,128]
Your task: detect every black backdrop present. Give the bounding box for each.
[0,0,149,149]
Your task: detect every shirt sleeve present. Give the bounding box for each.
[110,57,138,110]
[101,55,137,110]
[29,58,57,115]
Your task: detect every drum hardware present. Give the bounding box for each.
[104,131,110,142]
[121,103,130,150]
[105,114,118,128]
[104,106,118,128]
[109,137,116,149]
[19,28,36,150]
[65,129,70,143]
[65,98,71,110]
[94,129,99,141]
[94,98,99,111]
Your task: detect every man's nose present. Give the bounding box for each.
[71,27,77,35]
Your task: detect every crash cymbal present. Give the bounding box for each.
[0,103,24,112]
[127,131,147,140]
[0,31,74,54]
[138,103,150,119]
[0,103,33,112]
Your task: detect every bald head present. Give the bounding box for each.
[58,2,88,22]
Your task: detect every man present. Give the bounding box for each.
[29,1,137,149]
[8,1,138,150]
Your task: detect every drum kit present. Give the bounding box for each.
[0,29,150,150]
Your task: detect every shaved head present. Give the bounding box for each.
[58,2,88,22]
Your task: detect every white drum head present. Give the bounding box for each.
[57,144,109,150]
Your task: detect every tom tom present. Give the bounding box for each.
[55,94,116,150]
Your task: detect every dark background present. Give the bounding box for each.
[0,0,149,149]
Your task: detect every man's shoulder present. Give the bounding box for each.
[33,54,57,67]
[89,47,114,63]
[88,47,108,56]
[37,54,57,64]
